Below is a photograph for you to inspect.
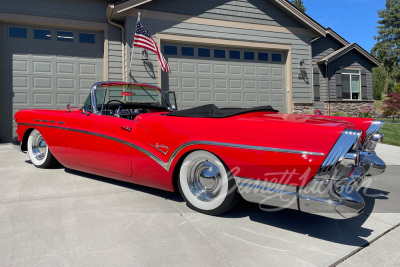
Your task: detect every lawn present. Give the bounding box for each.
[381,118,400,146]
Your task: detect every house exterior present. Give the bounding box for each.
[311,28,381,116]
[0,0,380,142]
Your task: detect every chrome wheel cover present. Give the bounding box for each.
[187,157,222,202]
[31,133,47,161]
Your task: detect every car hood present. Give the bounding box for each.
[236,112,356,129]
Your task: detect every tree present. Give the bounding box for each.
[371,0,400,94]
[383,92,400,122]
[290,0,307,13]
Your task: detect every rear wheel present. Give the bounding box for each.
[27,129,58,168]
[178,150,239,215]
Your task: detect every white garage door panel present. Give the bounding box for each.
[0,24,103,142]
[162,44,286,111]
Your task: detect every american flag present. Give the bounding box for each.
[133,21,171,73]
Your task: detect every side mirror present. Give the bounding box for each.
[81,105,92,115]
[166,91,178,111]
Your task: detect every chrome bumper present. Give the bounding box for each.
[236,152,386,219]
[12,137,22,152]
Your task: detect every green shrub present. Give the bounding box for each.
[332,111,350,117]
[393,84,400,93]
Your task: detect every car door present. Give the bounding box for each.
[66,110,135,177]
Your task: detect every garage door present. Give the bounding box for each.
[161,43,286,111]
[0,24,103,142]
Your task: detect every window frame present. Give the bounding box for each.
[342,69,361,100]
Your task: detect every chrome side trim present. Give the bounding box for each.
[18,122,325,172]
[318,129,362,174]
[235,177,298,210]
[149,143,170,155]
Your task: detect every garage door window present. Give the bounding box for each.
[198,48,210,57]
[164,45,177,55]
[34,29,51,40]
[272,53,282,62]
[214,49,225,58]
[229,50,240,59]
[244,52,255,60]
[9,27,27,38]
[258,53,268,61]
[79,33,95,44]
[182,47,194,56]
[57,31,74,42]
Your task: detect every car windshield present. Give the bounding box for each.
[96,83,169,110]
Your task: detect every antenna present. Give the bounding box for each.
[67,94,72,113]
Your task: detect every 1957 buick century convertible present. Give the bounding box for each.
[12,82,386,219]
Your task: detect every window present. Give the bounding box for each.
[244,52,254,60]
[258,52,268,61]
[229,50,240,59]
[34,29,51,40]
[272,53,282,62]
[342,69,361,100]
[79,33,95,44]
[9,27,27,38]
[182,47,194,56]
[214,49,225,58]
[57,31,74,42]
[164,45,177,55]
[198,48,210,57]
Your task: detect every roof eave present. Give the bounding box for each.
[271,0,326,37]
[317,44,382,67]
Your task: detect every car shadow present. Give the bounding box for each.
[64,167,391,246]
[64,168,184,203]
[24,160,65,169]
[222,186,391,246]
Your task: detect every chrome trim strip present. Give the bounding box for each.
[149,143,170,155]
[237,182,297,196]
[18,122,325,172]
[318,129,362,173]
[363,120,384,150]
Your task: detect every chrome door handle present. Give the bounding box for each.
[121,126,132,132]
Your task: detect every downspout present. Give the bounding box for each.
[325,61,330,115]
[106,4,126,81]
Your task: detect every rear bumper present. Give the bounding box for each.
[237,151,386,219]
[12,137,21,152]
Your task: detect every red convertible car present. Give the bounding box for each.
[13,82,386,219]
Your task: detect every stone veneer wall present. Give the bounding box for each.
[324,101,374,116]
[293,103,314,114]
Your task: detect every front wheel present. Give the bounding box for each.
[178,150,240,215]
[27,129,59,168]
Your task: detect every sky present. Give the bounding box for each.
[304,0,386,53]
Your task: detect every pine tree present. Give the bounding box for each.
[371,0,400,71]
[290,0,307,13]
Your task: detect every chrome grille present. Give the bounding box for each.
[318,129,362,173]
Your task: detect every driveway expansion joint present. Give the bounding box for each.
[329,222,400,266]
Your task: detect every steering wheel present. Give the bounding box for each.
[105,100,126,116]
[105,100,126,110]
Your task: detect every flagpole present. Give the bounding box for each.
[127,12,140,82]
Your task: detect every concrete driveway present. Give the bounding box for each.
[0,143,399,266]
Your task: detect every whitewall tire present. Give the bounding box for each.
[178,150,239,215]
[27,129,58,168]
